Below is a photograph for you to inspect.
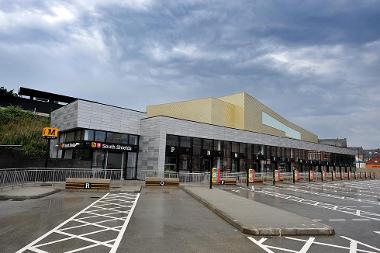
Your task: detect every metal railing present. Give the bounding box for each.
[0,168,121,189]
[1,168,377,189]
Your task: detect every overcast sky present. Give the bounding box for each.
[1,0,379,148]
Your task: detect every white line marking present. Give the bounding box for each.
[352,218,370,221]
[109,193,140,253]
[299,237,315,253]
[247,237,275,253]
[16,193,110,253]
[329,219,346,221]
[17,192,140,253]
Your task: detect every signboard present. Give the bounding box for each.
[248,169,255,183]
[91,142,136,152]
[42,127,59,139]
[212,168,221,184]
[60,142,80,149]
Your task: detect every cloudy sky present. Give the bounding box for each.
[1,0,379,148]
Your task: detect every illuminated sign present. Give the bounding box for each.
[42,127,59,139]
[60,142,80,149]
[91,142,134,151]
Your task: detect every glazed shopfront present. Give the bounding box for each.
[58,128,139,179]
[164,134,355,174]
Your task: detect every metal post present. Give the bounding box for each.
[308,166,311,182]
[340,167,343,180]
[44,139,51,168]
[292,168,295,184]
[209,159,212,189]
[246,165,249,187]
[320,165,323,182]
[272,163,275,186]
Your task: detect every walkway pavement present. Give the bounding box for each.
[182,186,334,236]
[0,186,60,200]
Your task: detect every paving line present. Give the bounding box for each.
[109,193,140,253]
[17,192,140,253]
[236,187,380,221]
[15,193,110,253]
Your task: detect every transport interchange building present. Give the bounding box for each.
[51,92,356,179]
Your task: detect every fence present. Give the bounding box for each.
[0,168,121,189]
[1,168,377,189]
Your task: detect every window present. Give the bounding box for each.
[203,139,213,150]
[262,112,301,140]
[167,135,179,146]
[232,142,239,153]
[192,138,202,155]
[95,131,106,142]
[129,135,138,145]
[74,130,83,141]
[65,131,75,142]
[121,134,129,144]
[180,136,191,148]
[83,129,94,141]
[107,132,123,143]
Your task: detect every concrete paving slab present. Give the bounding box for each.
[182,186,335,236]
[0,186,60,200]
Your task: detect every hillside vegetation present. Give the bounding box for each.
[0,106,50,158]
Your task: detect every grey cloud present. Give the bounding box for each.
[0,0,379,148]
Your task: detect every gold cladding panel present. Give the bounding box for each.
[147,98,213,124]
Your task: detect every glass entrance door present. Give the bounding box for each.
[201,158,211,172]
[125,152,137,179]
[232,159,240,172]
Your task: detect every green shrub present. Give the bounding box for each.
[0,106,50,158]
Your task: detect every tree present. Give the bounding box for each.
[0,86,19,97]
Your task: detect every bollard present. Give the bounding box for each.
[308,170,311,182]
[292,169,295,184]
[331,170,334,181]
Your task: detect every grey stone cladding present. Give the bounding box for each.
[51,100,146,135]
[51,101,78,131]
[138,116,356,172]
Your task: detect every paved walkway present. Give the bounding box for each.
[0,186,60,200]
[183,186,334,236]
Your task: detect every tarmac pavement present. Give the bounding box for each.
[225,179,380,252]
[119,187,260,253]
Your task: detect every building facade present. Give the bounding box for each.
[51,92,356,179]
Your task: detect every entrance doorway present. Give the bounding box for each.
[232,159,240,172]
[102,151,138,180]
[201,158,212,172]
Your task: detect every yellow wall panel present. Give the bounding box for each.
[147,91,319,143]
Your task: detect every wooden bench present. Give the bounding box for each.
[219,178,236,185]
[145,177,180,187]
[65,178,111,190]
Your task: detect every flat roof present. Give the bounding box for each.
[19,87,77,103]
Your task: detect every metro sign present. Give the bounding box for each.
[42,127,59,139]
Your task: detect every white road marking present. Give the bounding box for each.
[299,237,314,253]
[238,187,380,221]
[329,219,346,221]
[249,235,380,253]
[16,192,140,253]
[352,218,370,221]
